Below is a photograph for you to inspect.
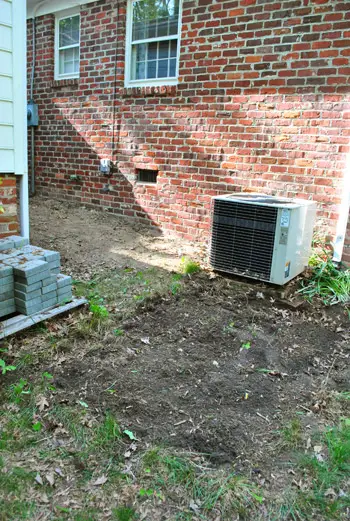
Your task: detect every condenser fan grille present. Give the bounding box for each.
[210,200,278,281]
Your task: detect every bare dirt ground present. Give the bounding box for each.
[30,198,205,277]
[0,196,349,521]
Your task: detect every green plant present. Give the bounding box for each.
[89,303,109,318]
[0,358,16,375]
[112,506,136,521]
[295,420,350,519]
[9,378,31,404]
[180,256,201,275]
[241,341,251,350]
[299,253,350,305]
[282,418,302,447]
[114,328,124,337]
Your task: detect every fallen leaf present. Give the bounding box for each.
[55,467,64,477]
[123,429,137,441]
[140,337,150,345]
[35,473,43,486]
[189,501,200,513]
[36,395,49,412]
[212,360,219,367]
[93,475,108,486]
[45,472,55,486]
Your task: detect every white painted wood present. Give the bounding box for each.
[0,99,13,123]
[0,298,87,339]
[0,0,27,178]
[125,0,183,88]
[0,147,14,171]
[0,0,29,238]
[27,0,97,19]
[0,49,12,77]
[12,0,28,178]
[54,8,80,80]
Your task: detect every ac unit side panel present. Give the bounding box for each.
[269,203,317,285]
[285,202,317,281]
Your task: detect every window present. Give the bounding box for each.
[55,10,80,80]
[126,0,182,87]
[137,169,158,183]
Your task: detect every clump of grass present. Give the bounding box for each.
[299,253,350,306]
[140,450,263,518]
[112,506,136,521]
[282,418,302,448]
[296,420,350,520]
[180,256,201,275]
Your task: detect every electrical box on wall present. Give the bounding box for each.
[27,101,39,127]
[99,159,111,175]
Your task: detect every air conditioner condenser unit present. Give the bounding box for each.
[209,193,317,285]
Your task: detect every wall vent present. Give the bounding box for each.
[137,169,158,183]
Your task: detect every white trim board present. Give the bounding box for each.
[27,0,97,19]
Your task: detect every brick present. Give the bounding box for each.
[56,274,72,289]
[16,302,45,316]
[8,236,29,248]
[0,239,14,251]
[42,275,58,287]
[15,289,42,300]
[0,298,15,311]
[0,265,13,278]
[18,1,350,267]
[42,282,57,294]
[15,280,42,293]
[0,276,14,287]
[16,270,51,286]
[13,260,50,279]
[15,296,42,307]
[42,294,57,307]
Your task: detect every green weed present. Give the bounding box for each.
[299,254,350,305]
[180,256,201,275]
[296,420,350,519]
[282,418,302,448]
[112,507,136,521]
[0,358,16,375]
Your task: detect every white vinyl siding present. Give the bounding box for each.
[0,0,14,172]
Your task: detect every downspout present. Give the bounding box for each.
[333,157,350,264]
[29,1,47,196]
[29,16,36,196]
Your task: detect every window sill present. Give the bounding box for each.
[51,78,79,88]
[120,85,177,98]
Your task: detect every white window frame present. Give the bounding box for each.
[125,0,183,88]
[54,8,80,80]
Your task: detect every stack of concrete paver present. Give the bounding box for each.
[0,236,73,319]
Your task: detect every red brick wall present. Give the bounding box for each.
[27,0,350,260]
[0,175,18,238]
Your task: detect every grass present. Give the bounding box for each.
[180,257,201,275]
[299,253,350,306]
[0,261,348,520]
[140,449,264,518]
[293,420,349,520]
[282,418,303,448]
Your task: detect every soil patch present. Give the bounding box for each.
[30,197,205,278]
[53,275,349,468]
